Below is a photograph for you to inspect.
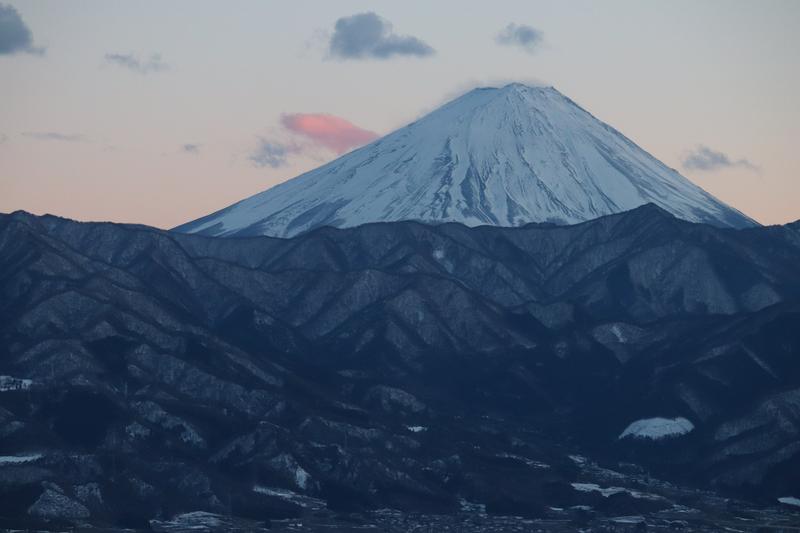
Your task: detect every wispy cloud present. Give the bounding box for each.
[248,112,378,169]
[495,23,543,54]
[249,138,302,168]
[104,52,169,74]
[22,131,86,142]
[411,77,548,122]
[0,3,44,55]
[328,12,434,60]
[682,145,759,172]
[182,143,200,154]
[281,113,378,154]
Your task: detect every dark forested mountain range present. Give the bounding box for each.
[1,206,799,529]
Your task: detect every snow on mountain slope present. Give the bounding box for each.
[175,83,756,237]
[619,417,695,440]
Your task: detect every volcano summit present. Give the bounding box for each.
[177,84,755,237]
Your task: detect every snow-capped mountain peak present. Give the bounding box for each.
[176,83,755,237]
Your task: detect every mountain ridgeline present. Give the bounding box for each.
[1,206,799,528]
[176,84,755,238]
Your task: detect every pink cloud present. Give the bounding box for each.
[281,113,379,154]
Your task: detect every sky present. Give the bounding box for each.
[1,0,799,227]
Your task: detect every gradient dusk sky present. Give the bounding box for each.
[1,0,799,227]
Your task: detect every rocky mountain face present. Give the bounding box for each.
[1,206,799,529]
[175,84,755,238]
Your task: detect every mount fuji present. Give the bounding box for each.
[176,83,755,237]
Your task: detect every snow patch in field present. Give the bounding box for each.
[619,417,694,440]
[571,483,664,501]
[778,496,800,507]
[572,483,625,497]
[166,511,222,527]
[294,465,310,490]
[149,511,270,531]
[0,375,32,391]
[0,453,43,465]
[495,452,550,468]
[254,486,296,498]
[253,486,325,510]
[612,515,645,524]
